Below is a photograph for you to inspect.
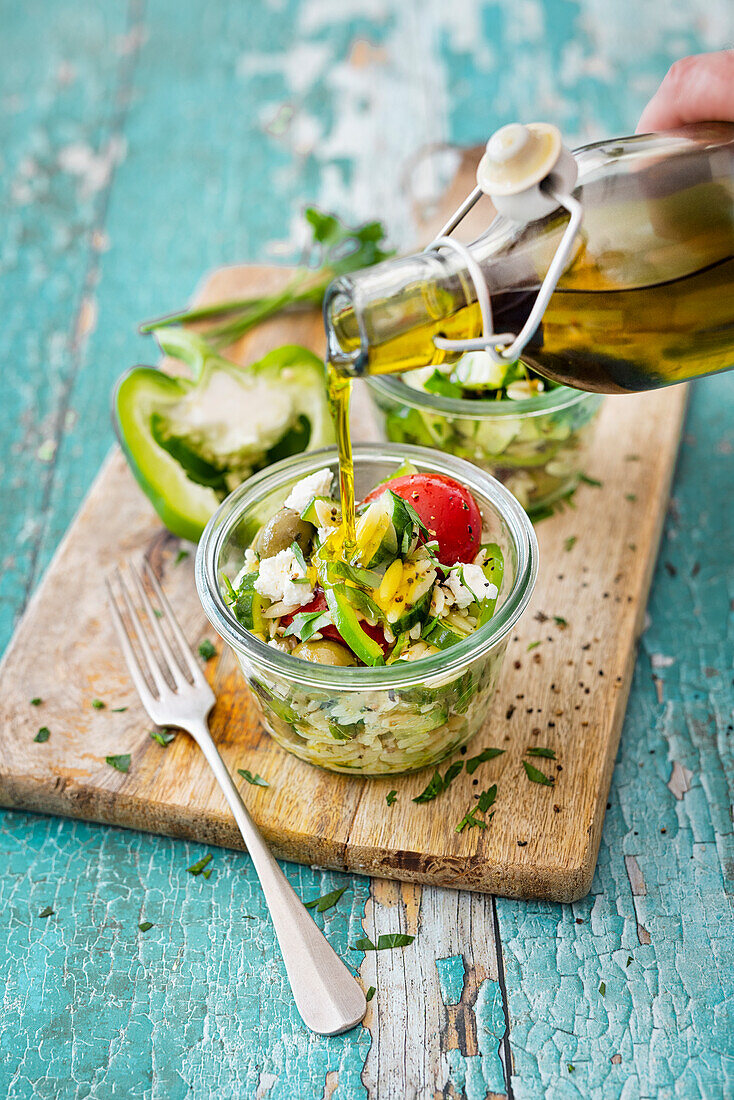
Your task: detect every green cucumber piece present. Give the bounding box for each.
[233,573,267,633]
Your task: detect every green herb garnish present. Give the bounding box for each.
[175,549,190,565]
[202,869,212,879]
[138,921,154,932]
[523,761,554,785]
[198,639,217,661]
[34,727,50,743]
[187,854,213,876]
[92,699,106,709]
[564,536,577,551]
[553,616,568,629]
[353,933,415,951]
[579,473,602,488]
[526,641,541,651]
[141,207,393,347]
[626,956,633,967]
[413,760,464,803]
[366,986,376,1002]
[222,574,237,605]
[30,697,42,706]
[304,885,348,912]
[150,729,176,746]
[386,790,397,806]
[456,785,497,832]
[465,748,504,775]
[625,493,637,502]
[111,706,128,713]
[106,754,131,773]
[38,906,54,918]
[599,981,606,996]
[237,769,269,788]
[526,747,556,759]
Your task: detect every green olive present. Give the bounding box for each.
[252,508,313,559]
[291,640,357,666]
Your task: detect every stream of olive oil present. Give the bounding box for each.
[325,362,356,551]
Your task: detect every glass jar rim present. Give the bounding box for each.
[366,374,598,418]
[196,443,538,689]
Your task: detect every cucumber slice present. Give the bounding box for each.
[422,620,467,650]
[233,573,267,633]
[355,489,423,567]
[390,580,433,633]
[301,496,340,527]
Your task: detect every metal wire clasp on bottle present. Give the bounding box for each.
[423,122,583,365]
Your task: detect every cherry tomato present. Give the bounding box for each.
[280,591,389,654]
[363,473,482,565]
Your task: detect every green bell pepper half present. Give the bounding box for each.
[113,329,334,542]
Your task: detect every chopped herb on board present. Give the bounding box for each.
[526,641,541,652]
[150,729,176,746]
[34,727,50,743]
[526,747,556,759]
[386,790,397,805]
[353,933,415,951]
[564,536,577,551]
[599,981,606,996]
[365,986,376,1002]
[413,760,464,803]
[198,639,217,661]
[625,493,637,502]
[30,697,42,706]
[465,747,504,775]
[187,854,213,876]
[626,956,633,967]
[202,869,212,879]
[523,760,554,785]
[579,473,602,488]
[304,885,348,912]
[111,706,128,713]
[456,785,497,832]
[38,906,54,918]
[553,616,568,629]
[138,921,154,932]
[237,769,269,787]
[175,549,190,565]
[92,699,106,709]
[106,754,131,772]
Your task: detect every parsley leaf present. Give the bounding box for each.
[526,640,541,651]
[599,981,606,996]
[106,754,131,773]
[138,921,154,932]
[111,706,128,713]
[150,729,176,746]
[523,760,554,785]
[30,697,42,706]
[386,790,397,806]
[526,747,556,759]
[413,760,464,803]
[187,854,213,876]
[579,473,602,488]
[457,785,497,832]
[564,536,577,551]
[198,639,217,661]
[353,933,414,951]
[304,885,348,912]
[175,549,190,565]
[237,769,269,788]
[365,986,376,1002]
[34,727,50,743]
[553,615,568,629]
[465,747,504,775]
[38,906,54,918]
[92,699,106,709]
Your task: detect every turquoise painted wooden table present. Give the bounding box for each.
[1,3,732,1097]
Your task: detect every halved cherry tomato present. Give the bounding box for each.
[363,473,482,565]
[280,591,389,654]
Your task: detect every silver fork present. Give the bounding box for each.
[106,559,367,1036]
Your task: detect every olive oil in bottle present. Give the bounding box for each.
[324,124,734,394]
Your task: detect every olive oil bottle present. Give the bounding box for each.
[324,123,734,394]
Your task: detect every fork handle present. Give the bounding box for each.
[188,719,367,1036]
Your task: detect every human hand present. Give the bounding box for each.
[637,49,734,132]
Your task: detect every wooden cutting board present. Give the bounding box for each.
[0,151,687,902]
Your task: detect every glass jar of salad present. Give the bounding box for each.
[366,355,603,518]
[196,444,537,776]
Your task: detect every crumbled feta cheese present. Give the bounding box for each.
[460,564,498,603]
[284,469,333,514]
[254,547,313,611]
[444,571,475,610]
[244,547,259,571]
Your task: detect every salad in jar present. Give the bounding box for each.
[367,353,603,518]
[203,448,538,775]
